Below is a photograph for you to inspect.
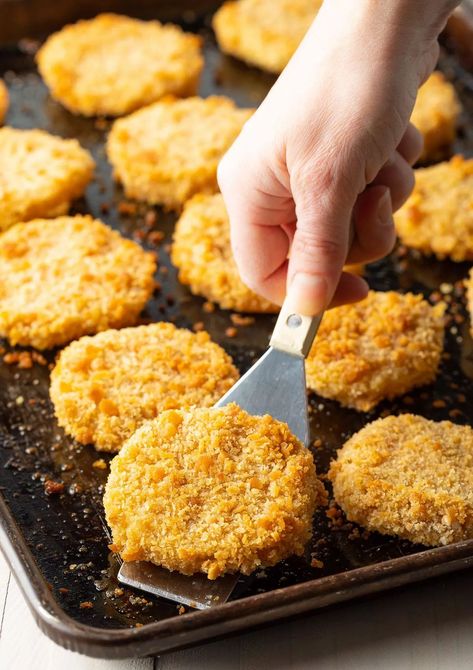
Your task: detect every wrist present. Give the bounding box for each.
[328,0,460,41]
[300,0,461,85]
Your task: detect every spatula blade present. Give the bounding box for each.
[118,561,237,610]
[117,304,321,608]
[215,347,309,446]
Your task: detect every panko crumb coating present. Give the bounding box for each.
[172,193,278,312]
[213,0,322,74]
[394,156,473,262]
[36,13,203,117]
[104,403,326,579]
[411,71,461,163]
[0,127,94,232]
[107,96,253,210]
[0,215,156,350]
[50,323,240,453]
[329,414,473,547]
[344,263,364,277]
[0,79,8,124]
[306,291,445,411]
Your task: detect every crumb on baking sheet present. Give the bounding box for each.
[44,479,65,496]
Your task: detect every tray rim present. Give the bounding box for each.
[1,0,473,660]
[2,492,473,659]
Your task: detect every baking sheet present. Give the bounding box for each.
[0,7,473,658]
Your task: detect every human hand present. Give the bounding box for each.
[218,0,459,315]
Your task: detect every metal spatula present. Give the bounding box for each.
[118,297,322,609]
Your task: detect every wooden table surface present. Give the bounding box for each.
[1,551,473,669]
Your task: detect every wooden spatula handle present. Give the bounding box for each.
[269,298,323,358]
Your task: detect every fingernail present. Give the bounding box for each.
[377,188,393,226]
[287,273,328,316]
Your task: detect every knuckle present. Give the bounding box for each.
[291,155,360,213]
[292,161,342,197]
[292,229,345,265]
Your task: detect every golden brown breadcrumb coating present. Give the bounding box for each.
[0,79,8,124]
[344,263,364,277]
[329,414,473,546]
[306,291,445,411]
[50,323,240,453]
[36,13,203,117]
[0,215,156,349]
[394,156,473,262]
[172,193,278,312]
[107,96,252,210]
[0,127,94,232]
[213,0,322,74]
[411,71,461,163]
[104,403,326,579]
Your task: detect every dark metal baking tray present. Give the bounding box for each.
[1,1,473,659]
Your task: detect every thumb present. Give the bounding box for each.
[285,196,353,316]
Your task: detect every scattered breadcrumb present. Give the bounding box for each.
[394,156,473,262]
[203,301,215,313]
[3,350,47,368]
[117,201,137,216]
[104,403,326,578]
[411,71,461,163]
[0,79,8,124]
[0,127,94,231]
[172,193,278,312]
[50,323,239,452]
[0,215,156,349]
[92,459,108,470]
[329,414,473,546]
[230,313,255,326]
[36,13,203,116]
[213,0,322,74]
[44,479,65,496]
[306,291,445,411]
[107,96,253,210]
[79,601,94,609]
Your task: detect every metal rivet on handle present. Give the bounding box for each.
[286,314,302,329]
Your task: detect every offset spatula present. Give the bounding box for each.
[118,298,323,609]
